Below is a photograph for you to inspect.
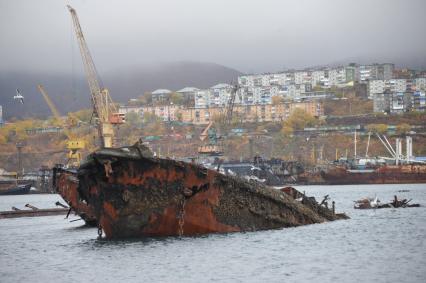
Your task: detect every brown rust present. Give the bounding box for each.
[53,168,97,226]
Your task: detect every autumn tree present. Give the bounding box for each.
[125,112,142,127]
[281,108,318,136]
[396,123,411,135]
[366,123,388,134]
[169,92,184,105]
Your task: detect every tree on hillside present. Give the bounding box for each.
[71,109,92,124]
[139,92,153,105]
[281,108,318,136]
[366,123,388,134]
[396,123,411,135]
[170,92,184,105]
[125,112,142,127]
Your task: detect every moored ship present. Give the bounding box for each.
[320,163,426,185]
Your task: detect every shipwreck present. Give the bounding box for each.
[53,142,348,239]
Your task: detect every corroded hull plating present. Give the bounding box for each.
[320,165,426,185]
[55,143,346,239]
[53,168,97,226]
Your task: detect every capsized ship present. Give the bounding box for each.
[53,142,347,239]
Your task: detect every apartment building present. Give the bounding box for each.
[151,89,172,103]
[120,101,323,125]
[373,91,425,113]
[194,89,211,108]
[178,101,323,125]
[415,78,426,91]
[368,79,408,98]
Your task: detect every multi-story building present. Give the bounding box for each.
[176,87,199,105]
[411,91,426,112]
[368,79,408,98]
[178,101,323,124]
[368,80,386,97]
[373,91,417,113]
[294,71,310,84]
[119,101,323,125]
[359,64,379,82]
[194,89,211,108]
[210,83,233,107]
[311,70,326,87]
[345,65,358,82]
[151,89,172,103]
[379,63,394,80]
[328,67,346,86]
[415,78,426,91]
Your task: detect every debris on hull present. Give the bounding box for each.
[55,143,348,239]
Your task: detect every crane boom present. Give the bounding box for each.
[67,5,123,148]
[199,121,213,141]
[224,84,239,126]
[37,84,61,119]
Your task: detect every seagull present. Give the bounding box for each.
[13,89,24,104]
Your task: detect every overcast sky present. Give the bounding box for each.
[1,0,426,74]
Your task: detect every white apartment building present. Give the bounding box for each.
[368,79,408,98]
[210,83,233,107]
[294,71,309,84]
[368,80,386,97]
[194,89,211,108]
[415,78,426,91]
[151,89,172,103]
[359,65,378,82]
[311,70,326,87]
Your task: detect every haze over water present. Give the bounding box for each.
[0,184,425,283]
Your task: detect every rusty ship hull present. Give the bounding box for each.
[53,168,97,226]
[320,165,426,185]
[54,143,346,239]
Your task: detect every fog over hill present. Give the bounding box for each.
[0,61,242,120]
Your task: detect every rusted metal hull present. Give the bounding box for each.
[55,143,347,239]
[320,165,426,185]
[53,168,97,226]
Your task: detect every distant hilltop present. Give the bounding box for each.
[0,61,242,120]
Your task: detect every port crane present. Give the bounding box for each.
[197,121,223,156]
[67,5,124,148]
[223,83,239,126]
[37,84,85,167]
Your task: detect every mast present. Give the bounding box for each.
[354,129,357,159]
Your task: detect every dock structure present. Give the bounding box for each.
[0,203,69,219]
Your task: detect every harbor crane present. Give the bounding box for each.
[67,5,124,148]
[37,84,85,167]
[223,83,239,126]
[198,121,224,156]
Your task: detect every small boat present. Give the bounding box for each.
[0,183,32,196]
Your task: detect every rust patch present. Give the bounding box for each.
[143,187,240,236]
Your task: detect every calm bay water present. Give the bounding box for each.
[0,184,425,283]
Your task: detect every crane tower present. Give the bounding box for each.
[67,5,124,148]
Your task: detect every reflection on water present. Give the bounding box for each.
[0,184,425,283]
